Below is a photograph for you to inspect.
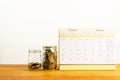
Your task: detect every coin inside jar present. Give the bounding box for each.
[29,62,42,70]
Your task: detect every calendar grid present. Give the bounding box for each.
[60,29,115,65]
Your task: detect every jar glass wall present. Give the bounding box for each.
[43,46,58,70]
[28,49,42,70]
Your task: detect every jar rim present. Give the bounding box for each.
[29,49,41,53]
[43,46,57,49]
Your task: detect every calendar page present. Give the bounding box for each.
[59,28,116,64]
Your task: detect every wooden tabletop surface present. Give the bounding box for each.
[0,64,120,80]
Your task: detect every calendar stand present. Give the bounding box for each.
[59,28,116,70]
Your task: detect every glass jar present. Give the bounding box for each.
[28,49,42,70]
[43,46,57,70]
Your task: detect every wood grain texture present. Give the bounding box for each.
[0,64,120,80]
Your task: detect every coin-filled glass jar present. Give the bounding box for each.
[43,46,57,70]
[28,49,42,70]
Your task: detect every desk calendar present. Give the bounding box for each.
[59,28,116,70]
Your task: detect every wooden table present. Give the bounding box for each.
[0,65,120,80]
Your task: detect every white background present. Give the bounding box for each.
[0,0,120,64]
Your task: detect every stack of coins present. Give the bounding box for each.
[28,62,41,70]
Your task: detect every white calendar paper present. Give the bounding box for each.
[59,28,116,64]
